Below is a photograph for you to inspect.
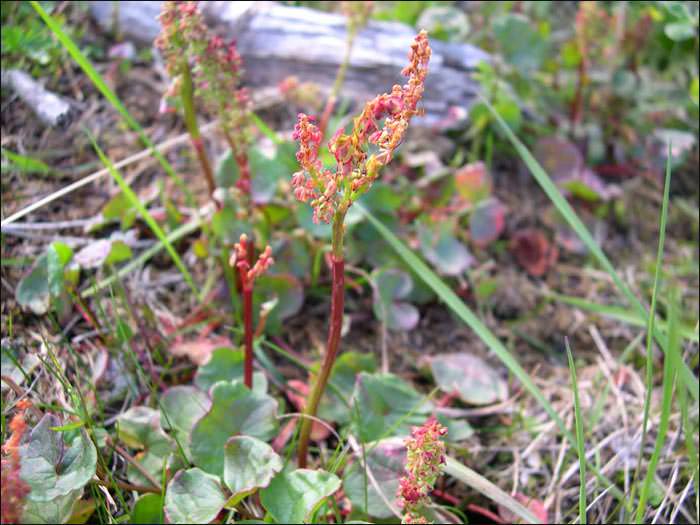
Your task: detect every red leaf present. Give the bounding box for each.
[510,229,558,277]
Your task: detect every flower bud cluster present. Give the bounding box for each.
[291,30,431,224]
[155,2,207,77]
[230,234,274,290]
[397,417,447,524]
[156,2,251,149]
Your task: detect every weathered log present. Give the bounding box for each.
[1,69,73,127]
[89,2,487,127]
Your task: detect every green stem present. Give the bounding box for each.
[298,209,346,467]
[181,63,216,197]
[318,30,356,141]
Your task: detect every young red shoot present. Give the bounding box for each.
[230,234,273,388]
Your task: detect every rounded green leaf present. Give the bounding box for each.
[470,198,506,247]
[372,268,419,331]
[194,347,245,391]
[164,468,225,524]
[190,381,278,476]
[223,436,283,504]
[116,407,173,485]
[418,223,473,276]
[131,493,163,524]
[493,13,548,73]
[254,273,304,334]
[21,489,82,524]
[429,353,508,405]
[260,469,341,524]
[318,352,377,424]
[19,415,97,502]
[160,386,212,435]
[351,373,431,442]
[16,254,50,314]
[343,438,406,518]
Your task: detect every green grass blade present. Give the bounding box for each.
[549,294,698,343]
[250,112,284,145]
[631,141,674,506]
[634,295,680,522]
[80,218,202,298]
[485,99,699,401]
[566,339,587,525]
[30,1,192,205]
[357,202,624,501]
[89,137,201,300]
[444,456,540,524]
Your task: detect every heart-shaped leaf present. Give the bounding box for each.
[470,198,506,247]
[223,436,283,505]
[351,373,431,442]
[164,468,225,524]
[19,415,97,501]
[372,268,420,331]
[343,438,406,518]
[260,469,341,524]
[429,353,508,405]
[533,137,584,182]
[190,381,278,476]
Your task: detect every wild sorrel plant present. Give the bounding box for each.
[317,1,374,140]
[398,417,448,524]
[157,1,255,205]
[156,1,216,197]
[293,30,431,467]
[230,234,273,388]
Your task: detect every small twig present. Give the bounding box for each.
[347,435,403,519]
[93,476,160,494]
[106,436,161,490]
[0,375,43,419]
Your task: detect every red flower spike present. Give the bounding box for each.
[397,416,447,523]
[291,31,431,224]
[230,234,274,290]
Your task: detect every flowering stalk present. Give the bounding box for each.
[156,1,216,197]
[230,234,273,388]
[397,417,448,524]
[294,31,431,467]
[318,1,374,141]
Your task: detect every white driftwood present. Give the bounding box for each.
[1,69,73,127]
[88,1,487,126]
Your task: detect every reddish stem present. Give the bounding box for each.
[466,503,506,524]
[297,256,345,467]
[317,96,336,148]
[242,285,253,389]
